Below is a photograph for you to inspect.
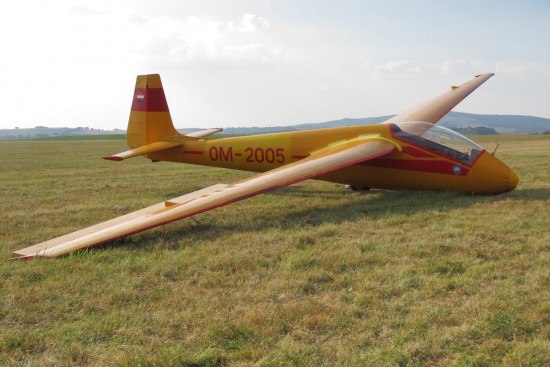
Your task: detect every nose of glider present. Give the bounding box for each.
[469,151,518,194]
[506,167,519,191]
[485,153,519,194]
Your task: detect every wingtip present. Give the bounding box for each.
[102,156,124,161]
[475,73,495,78]
[11,254,37,261]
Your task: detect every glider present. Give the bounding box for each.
[13,73,518,259]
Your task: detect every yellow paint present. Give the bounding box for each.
[135,74,163,89]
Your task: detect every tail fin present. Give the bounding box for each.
[104,74,223,161]
[127,74,180,149]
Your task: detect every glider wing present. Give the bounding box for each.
[13,135,399,259]
[387,73,494,124]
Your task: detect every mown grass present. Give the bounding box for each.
[0,136,549,366]
[30,134,126,141]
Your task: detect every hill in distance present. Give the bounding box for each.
[221,111,550,135]
[1,112,549,139]
[0,126,125,140]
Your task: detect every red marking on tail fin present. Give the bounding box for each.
[131,88,169,112]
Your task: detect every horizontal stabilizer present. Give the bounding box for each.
[185,128,223,138]
[12,184,229,259]
[103,141,182,161]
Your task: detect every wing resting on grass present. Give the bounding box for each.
[13,136,399,259]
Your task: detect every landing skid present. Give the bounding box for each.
[344,185,371,192]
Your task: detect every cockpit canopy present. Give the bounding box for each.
[391,121,485,165]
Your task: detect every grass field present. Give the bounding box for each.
[31,134,126,141]
[1,135,549,366]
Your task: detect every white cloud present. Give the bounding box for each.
[495,61,550,77]
[377,60,423,74]
[361,60,426,79]
[432,60,489,75]
[363,59,550,82]
[2,0,550,129]
[362,60,493,79]
[122,13,281,68]
[68,4,108,16]
[238,13,269,33]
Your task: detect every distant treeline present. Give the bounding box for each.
[451,126,498,135]
[2,110,549,140]
[0,127,125,140]
[32,134,126,141]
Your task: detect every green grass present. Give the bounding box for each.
[1,136,549,366]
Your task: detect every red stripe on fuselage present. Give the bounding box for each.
[131,88,169,112]
[363,158,469,176]
[402,146,435,158]
[182,150,204,155]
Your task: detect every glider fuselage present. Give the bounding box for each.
[150,122,517,195]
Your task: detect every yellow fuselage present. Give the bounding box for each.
[149,123,518,195]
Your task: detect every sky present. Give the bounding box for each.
[1,0,549,130]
